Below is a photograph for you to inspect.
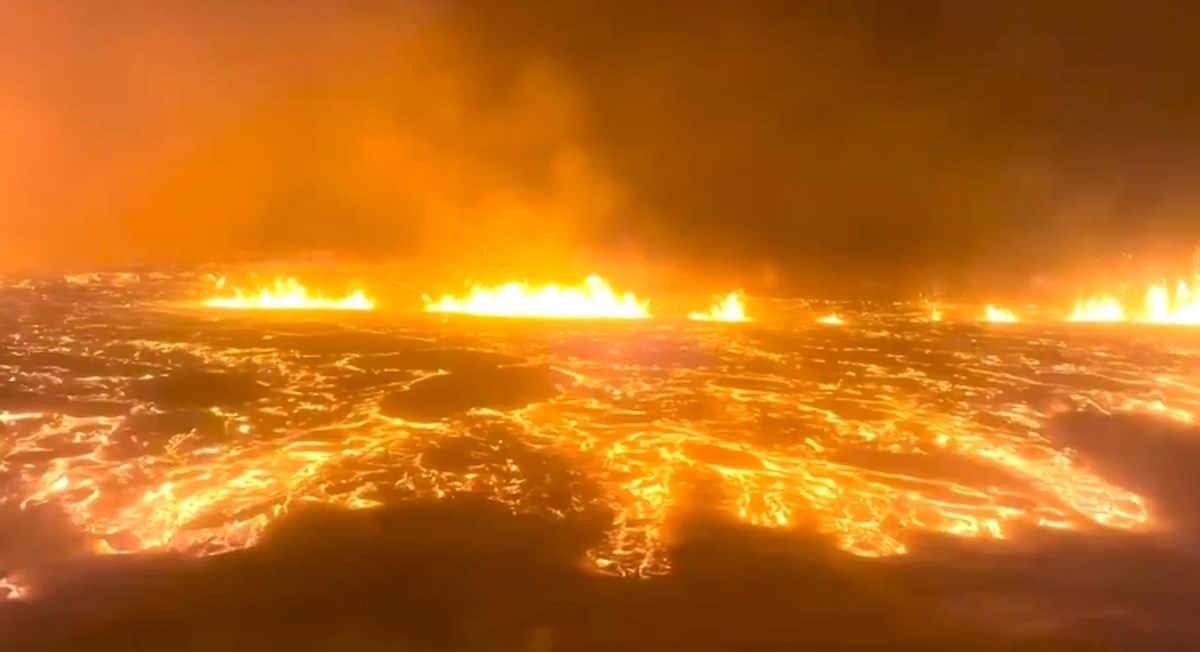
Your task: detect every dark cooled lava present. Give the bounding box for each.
[2,272,1199,648]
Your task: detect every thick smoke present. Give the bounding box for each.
[3,0,1200,293]
[0,0,625,281]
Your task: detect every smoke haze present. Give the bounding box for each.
[3,0,1200,293]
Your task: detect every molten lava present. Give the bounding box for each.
[423,275,650,319]
[0,272,1166,588]
[984,305,1017,323]
[202,277,374,311]
[689,291,751,322]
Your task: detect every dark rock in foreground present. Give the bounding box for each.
[0,499,1114,652]
[379,365,573,421]
[0,387,131,418]
[128,370,269,408]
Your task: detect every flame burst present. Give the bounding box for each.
[423,275,650,319]
[1142,279,1200,323]
[1069,294,1125,322]
[984,305,1018,323]
[202,277,374,311]
[689,291,751,322]
[816,313,844,325]
[920,295,942,322]
[1069,278,1200,324]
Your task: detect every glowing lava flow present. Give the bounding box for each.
[816,313,843,325]
[689,291,751,322]
[202,277,374,310]
[423,275,650,319]
[984,305,1018,323]
[2,270,1165,586]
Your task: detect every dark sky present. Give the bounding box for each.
[3,0,1200,292]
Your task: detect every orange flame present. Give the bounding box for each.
[689,291,751,322]
[920,295,942,322]
[1068,294,1125,322]
[423,275,650,319]
[202,277,374,310]
[1142,279,1200,323]
[1067,277,1200,324]
[983,305,1017,323]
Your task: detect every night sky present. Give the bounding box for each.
[3,0,1199,294]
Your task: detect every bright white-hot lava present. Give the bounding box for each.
[423,275,650,319]
[919,295,942,322]
[689,291,751,322]
[984,305,1018,323]
[202,276,374,310]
